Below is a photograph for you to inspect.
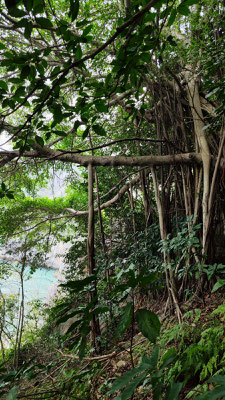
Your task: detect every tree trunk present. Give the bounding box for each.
[87,163,101,352]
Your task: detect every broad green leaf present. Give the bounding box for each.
[6,385,18,400]
[1,182,6,191]
[209,376,225,385]
[75,45,82,60]
[177,2,190,16]
[92,124,106,136]
[165,381,183,400]
[6,192,15,200]
[35,135,44,147]
[136,309,161,344]
[195,385,225,399]
[0,80,8,91]
[7,6,26,17]
[115,372,148,400]
[167,9,177,26]
[69,0,79,21]
[74,120,81,131]
[20,65,31,80]
[56,309,84,325]
[91,306,109,315]
[33,0,44,14]
[211,278,225,293]
[65,319,83,334]
[23,0,33,12]
[78,335,87,359]
[94,100,108,113]
[35,17,53,28]
[82,127,89,139]
[109,366,142,394]
[160,347,177,369]
[24,21,33,39]
[82,24,93,37]
[60,275,96,291]
[115,302,133,339]
[140,346,160,370]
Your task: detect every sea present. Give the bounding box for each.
[0,265,58,306]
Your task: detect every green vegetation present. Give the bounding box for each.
[0,0,225,398]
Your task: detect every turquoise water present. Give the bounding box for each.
[0,266,57,303]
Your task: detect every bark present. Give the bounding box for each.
[87,163,101,352]
[0,148,204,167]
[186,75,211,254]
[151,167,182,323]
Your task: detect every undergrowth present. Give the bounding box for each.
[1,297,225,399]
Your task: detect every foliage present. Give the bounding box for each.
[0,0,224,398]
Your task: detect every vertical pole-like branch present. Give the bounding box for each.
[87,163,101,352]
[14,244,26,368]
[0,289,6,360]
[186,76,211,255]
[87,163,95,277]
[151,167,182,323]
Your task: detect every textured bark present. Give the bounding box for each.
[186,75,211,253]
[0,148,203,167]
[87,164,101,352]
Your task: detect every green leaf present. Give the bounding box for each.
[167,9,177,26]
[136,309,161,344]
[82,127,89,139]
[109,366,142,394]
[7,6,26,18]
[91,306,109,315]
[24,21,33,39]
[0,80,8,91]
[195,385,225,400]
[116,372,147,400]
[35,17,53,28]
[177,2,190,16]
[82,24,93,37]
[6,192,15,199]
[6,385,18,400]
[1,182,6,191]
[140,346,160,370]
[74,120,81,131]
[56,309,83,325]
[209,376,225,385]
[20,65,31,80]
[92,124,106,136]
[35,135,44,147]
[165,381,183,400]
[60,275,96,291]
[69,0,79,21]
[94,100,108,113]
[75,45,82,60]
[78,335,87,359]
[212,278,225,293]
[115,302,133,339]
[160,348,177,369]
[33,0,44,14]
[65,319,83,334]
[23,0,33,12]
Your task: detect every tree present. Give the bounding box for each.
[0,0,224,318]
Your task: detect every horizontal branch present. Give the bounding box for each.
[0,148,203,167]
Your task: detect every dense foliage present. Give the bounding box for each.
[0,0,224,398]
